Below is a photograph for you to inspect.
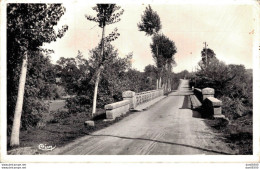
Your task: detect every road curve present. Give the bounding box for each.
[48,79,233,155]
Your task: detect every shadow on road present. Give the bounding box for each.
[178,95,204,119]
[192,110,202,118]
[169,94,193,96]
[179,95,191,109]
[87,134,233,155]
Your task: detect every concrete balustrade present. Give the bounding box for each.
[105,88,165,120]
[135,89,164,106]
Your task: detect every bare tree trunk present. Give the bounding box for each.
[156,44,159,89]
[168,78,171,92]
[159,76,161,88]
[92,26,105,116]
[10,51,28,147]
[156,79,158,89]
[92,66,102,116]
[167,62,172,92]
[164,78,167,92]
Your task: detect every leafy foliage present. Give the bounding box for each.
[195,54,252,119]
[150,34,177,67]
[170,70,191,90]
[150,34,177,88]
[142,65,158,90]
[85,4,124,115]
[137,5,162,36]
[199,48,216,69]
[66,96,92,114]
[65,44,132,112]
[7,4,68,51]
[55,51,89,94]
[64,44,172,114]
[138,5,177,91]
[7,51,68,133]
[85,4,124,28]
[7,4,68,133]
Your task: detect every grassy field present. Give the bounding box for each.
[48,100,66,112]
[7,106,135,155]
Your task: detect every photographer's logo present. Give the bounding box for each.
[38,144,56,151]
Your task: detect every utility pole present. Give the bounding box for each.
[203,42,208,68]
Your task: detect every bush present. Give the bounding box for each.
[41,84,67,100]
[207,118,229,130]
[52,110,71,122]
[220,96,250,120]
[96,93,114,108]
[21,98,49,130]
[7,97,50,135]
[54,85,67,99]
[171,80,180,90]
[66,95,92,114]
[195,59,252,119]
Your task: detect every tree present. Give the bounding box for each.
[85,4,124,116]
[66,44,132,113]
[138,5,162,88]
[137,5,161,36]
[150,34,177,91]
[199,48,216,69]
[7,4,68,146]
[143,64,157,90]
[124,69,143,92]
[90,44,132,104]
[195,59,252,118]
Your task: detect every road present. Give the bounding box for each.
[48,79,233,155]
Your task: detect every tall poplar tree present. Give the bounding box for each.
[85,4,124,116]
[7,4,68,146]
[137,5,162,88]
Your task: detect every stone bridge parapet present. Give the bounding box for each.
[192,87,225,118]
[105,100,130,120]
[104,89,164,120]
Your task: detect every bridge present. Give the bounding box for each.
[48,79,234,155]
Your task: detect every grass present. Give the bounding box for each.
[7,108,136,155]
[48,100,66,112]
[204,113,253,155]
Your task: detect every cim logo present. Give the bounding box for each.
[38,144,56,151]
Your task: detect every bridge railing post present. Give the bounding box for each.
[122,91,136,109]
[201,88,215,101]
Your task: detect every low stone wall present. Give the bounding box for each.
[193,87,225,118]
[203,96,224,118]
[194,88,215,102]
[201,88,215,101]
[105,100,130,119]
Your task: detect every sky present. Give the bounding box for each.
[43,1,256,73]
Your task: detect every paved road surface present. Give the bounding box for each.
[48,79,233,155]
